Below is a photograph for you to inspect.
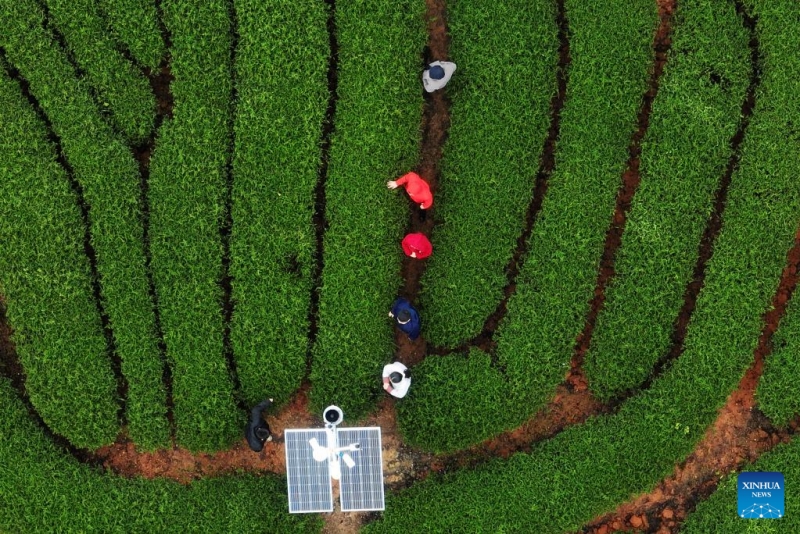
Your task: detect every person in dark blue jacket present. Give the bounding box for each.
[245,399,273,452]
[389,297,421,340]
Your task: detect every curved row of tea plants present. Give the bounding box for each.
[749,0,800,430]
[364,1,800,528]
[584,0,751,401]
[0,378,320,533]
[684,438,799,531]
[230,0,329,406]
[0,69,118,448]
[0,0,165,450]
[148,0,241,452]
[417,0,558,348]
[43,0,155,143]
[309,0,425,418]
[398,0,658,452]
[758,289,800,425]
[96,0,165,70]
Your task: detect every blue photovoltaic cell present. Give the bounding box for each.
[338,427,385,512]
[285,429,333,513]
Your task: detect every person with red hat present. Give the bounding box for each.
[401,233,432,259]
[387,171,433,210]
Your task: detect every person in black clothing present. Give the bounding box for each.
[245,399,273,452]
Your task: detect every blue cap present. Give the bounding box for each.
[429,65,445,80]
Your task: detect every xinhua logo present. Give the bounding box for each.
[738,472,784,519]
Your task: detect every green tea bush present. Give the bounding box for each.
[584,0,751,401]
[364,0,800,529]
[148,0,241,451]
[310,0,425,418]
[0,0,168,450]
[684,440,799,532]
[0,70,118,449]
[96,0,165,70]
[230,0,329,406]
[0,378,321,533]
[757,295,800,426]
[750,0,800,430]
[398,0,657,452]
[44,0,156,143]
[418,0,558,348]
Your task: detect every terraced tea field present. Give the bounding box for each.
[1,0,800,531]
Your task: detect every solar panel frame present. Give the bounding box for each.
[337,427,385,512]
[285,429,334,513]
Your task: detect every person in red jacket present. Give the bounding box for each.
[387,172,433,210]
[401,233,432,259]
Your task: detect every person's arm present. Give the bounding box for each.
[382,377,393,392]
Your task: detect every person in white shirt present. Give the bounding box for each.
[422,61,456,93]
[382,362,411,398]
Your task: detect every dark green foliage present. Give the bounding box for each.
[685,440,798,532]
[0,378,321,533]
[398,0,657,451]
[230,0,329,406]
[44,0,156,143]
[0,70,118,448]
[758,295,800,426]
[418,0,559,347]
[148,0,241,451]
[365,0,800,528]
[97,0,165,70]
[0,0,168,450]
[584,0,751,401]
[310,0,425,418]
[750,0,800,430]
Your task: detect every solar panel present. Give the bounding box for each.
[285,429,333,513]
[338,427,385,512]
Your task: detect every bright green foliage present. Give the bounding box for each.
[398,0,658,452]
[0,378,321,533]
[758,295,800,426]
[310,0,424,417]
[685,440,798,532]
[97,0,165,70]
[230,0,329,406]
[0,70,118,449]
[585,0,751,401]
[0,0,167,450]
[418,0,558,347]
[44,0,156,143]
[148,0,241,451]
[364,0,800,528]
[750,0,800,430]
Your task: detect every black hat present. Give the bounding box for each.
[429,65,445,80]
[390,372,403,384]
[397,309,411,324]
[255,427,271,441]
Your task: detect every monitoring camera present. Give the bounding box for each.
[322,405,343,426]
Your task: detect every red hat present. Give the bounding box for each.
[401,233,432,259]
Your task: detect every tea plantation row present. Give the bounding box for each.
[229,0,329,407]
[418,0,558,347]
[583,0,751,400]
[0,0,164,449]
[44,0,155,143]
[0,377,319,533]
[365,0,800,529]
[397,0,658,452]
[96,0,164,70]
[309,0,425,417]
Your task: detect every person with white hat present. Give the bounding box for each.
[382,362,411,399]
[422,60,456,92]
